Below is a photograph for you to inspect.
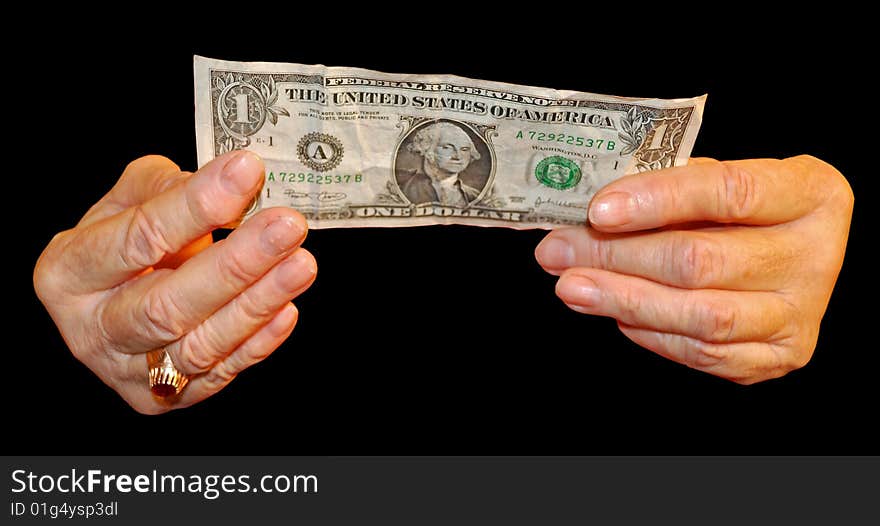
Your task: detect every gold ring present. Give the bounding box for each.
[147,349,189,398]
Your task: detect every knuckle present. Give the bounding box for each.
[768,311,817,374]
[789,154,833,177]
[141,289,189,342]
[217,249,260,290]
[683,339,729,369]
[719,162,759,220]
[246,339,277,361]
[248,317,293,361]
[591,236,615,270]
[185,181,236,228]
[202,360,239,391]
[186,183,223,228]
[790,154,853,208]
[33,231,75,302]
[724,342,809,385]
[818,159,853,211]
[235,290,276,321]
[616,286,642,322]
[696,300,738,343]
[774,296,804,337]
[122,206,173,268]
[33,254,57,305]
[675,235,723,288]
[663,175,688,213]
[788,153,822,167]
[177,327,225,374]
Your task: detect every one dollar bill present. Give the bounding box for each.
[194,56,706,229]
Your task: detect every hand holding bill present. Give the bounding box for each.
[536,155,853,383]
[33,151,317,413]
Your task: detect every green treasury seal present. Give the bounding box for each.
[535,156,582,190]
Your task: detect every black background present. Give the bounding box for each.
[12,13,874,454]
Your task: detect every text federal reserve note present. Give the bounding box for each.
[194,56,705,229]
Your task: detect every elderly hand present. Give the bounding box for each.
[535,156,853,384]
[33,151,317,413]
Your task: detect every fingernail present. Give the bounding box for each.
[221,151,263,195]
[535,237,574,270]
[556,274,600,308]
[277,250,317,291]
[261,216,303,256]
[589,192,635,227]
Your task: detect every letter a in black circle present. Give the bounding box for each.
[312,145,329,160]
[297,132,344,172]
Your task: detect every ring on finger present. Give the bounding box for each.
[147,349,190,397]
